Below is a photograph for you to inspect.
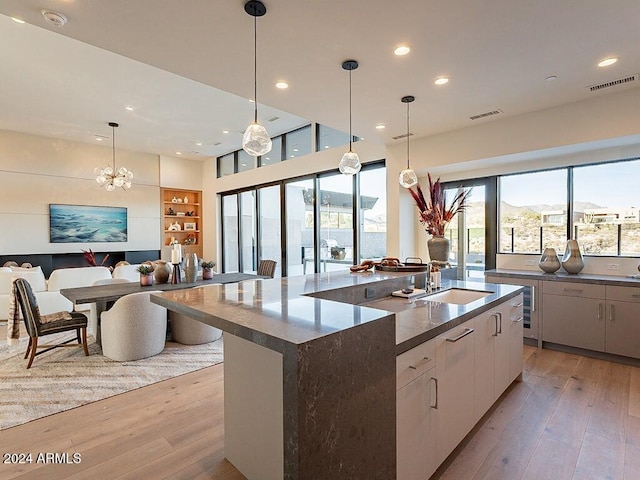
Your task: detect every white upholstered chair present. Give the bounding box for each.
[112,264,141,282]
[89,278,130,344]
[100,291,167,361]
[169,284,223,345]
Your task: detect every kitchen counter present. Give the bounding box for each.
[486,268,640,286]
[150,271,524,480]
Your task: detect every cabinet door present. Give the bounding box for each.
[605,301,640,358]
[506,294,524,383]
[485,276,539,341]
[474,310,498,422]
[542,294,604,351]
[435,320,475,464]
[397,372,437,480]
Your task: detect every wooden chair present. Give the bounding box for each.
[257,259,277,278]
[13,277,89,369]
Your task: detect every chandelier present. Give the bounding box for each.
[94,122,133,191]
[338,59,361,175]
[398,95,418,188]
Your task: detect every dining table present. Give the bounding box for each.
[60,272,267,344]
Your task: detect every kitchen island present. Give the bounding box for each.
[151,271,524,480]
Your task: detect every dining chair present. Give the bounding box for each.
[13,277,89,369]
[89,278,130,345]
[257,259,277,278]
[170,284,223,345]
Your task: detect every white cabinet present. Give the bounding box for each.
[485,275,539,341]
[434,319,476,464]
[397,339,437,480]
[605,286,640,358]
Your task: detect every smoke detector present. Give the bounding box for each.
[41,9,67,27]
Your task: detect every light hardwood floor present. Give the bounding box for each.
[0,345,638,479]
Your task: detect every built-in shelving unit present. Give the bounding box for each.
[161,188,202,259]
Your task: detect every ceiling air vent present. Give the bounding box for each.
[391,132,414,141]
[469,109,503,121]
[213,142,222,146]
[587,74,639,92]
[267,116,280,122]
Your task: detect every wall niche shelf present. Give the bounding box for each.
[161,187,203,259]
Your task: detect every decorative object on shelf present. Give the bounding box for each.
[185,211,195,216]
[561,239,584,274]
[338,59,361,175]
[137,264,155,286]
[184,253,199,283]
[168,221,181,231]
[94,122,133,191]
[408,174,472,266]
[166,207,175,216]
[398,95,418,188]
[176,212,186,217]
[176,197,183,203]
[171,196,178,203]
[538,247,561,273]
[202,261,216,280]
[184,233,197,245]
[153,260,171,284]
[242,0,272,157]
[184,222,196,231]
[184,196,189,204]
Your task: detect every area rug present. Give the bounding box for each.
[0,333,223,430]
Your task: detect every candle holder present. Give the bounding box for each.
[171,263,182,284]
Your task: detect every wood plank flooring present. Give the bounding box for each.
[0,344,638,479]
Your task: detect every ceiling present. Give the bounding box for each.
[1,1,639,161]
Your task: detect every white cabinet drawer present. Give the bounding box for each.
[606,285,640,303]
[543,281,604,299]
[397,339,436,390]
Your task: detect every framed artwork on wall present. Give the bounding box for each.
[49,204,128,243]
[184,222,197,231]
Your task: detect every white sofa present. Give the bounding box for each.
[0,266,112,320]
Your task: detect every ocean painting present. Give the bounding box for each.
[49,204,127,243]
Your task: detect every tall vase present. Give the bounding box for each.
[184,253,198,283]
[561,239,584,274]
[427,235,450,266]
[538,247,561,273]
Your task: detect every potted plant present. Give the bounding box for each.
[137,264,155,286]
[201,260,216,280]
[408,173,471,265]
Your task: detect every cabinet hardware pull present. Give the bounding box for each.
[492,313,499,337]
[598,303,603,319]
[513,316,524,323]
[610,304,615,321]
[513,302,524,307]
[408,356,432,370]
[446,327,475,342]
[562,288,583,293]
[531,286,535,313]
[430,377,438,410]
[498,312,503,334]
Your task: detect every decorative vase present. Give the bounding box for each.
[427,235,450,265]
[538,247,561,273]
[153,260,172,284]
[140,273,154,286]
[561,239,584,274]
[184,253,198,283]
[203,268,214,280]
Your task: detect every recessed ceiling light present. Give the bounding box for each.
[265,157,270,160]
[324,145,330,149]
[545,75,558,81]
[275,81,288,89]
[434,76,449,85]
[10,17,26,24]
[176,152,182,155]
[95,137,103,141]
[375,124,386,130]
[249,99,255,103]
[222,130,229,134]
[241,163,247,166]
[394,44,411,56]
[290,155,294,158]
[293,148,299,152]
[598,57,618,67]
[125,105,134,111]
[196,142,203,146]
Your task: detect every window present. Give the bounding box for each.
[222,195,239,272]
[258,185,282,277]
[240,191,256,272]
[285,125,312,159]
[359,166,387,261]
[259,136,282,167]
[499,169,567,254]
[286,178,315,276]
[318,173,354,270]
[237,150,255,173]
[217,153,235,178]
[573,159,640,256]
[316,124,351,151]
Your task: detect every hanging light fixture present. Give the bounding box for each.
[94,122,133,191]
[242,0,272,157]
[339,59,361,175]
[398,95,418,188]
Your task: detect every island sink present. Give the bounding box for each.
[424,288,491,305]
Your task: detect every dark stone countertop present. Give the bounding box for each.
[486,268,640,287]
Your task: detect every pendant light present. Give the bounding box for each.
[339,59,361,175]
[242,0,272,157]
[94,122,133,191]
[398,95,418,188]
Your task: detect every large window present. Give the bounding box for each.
[258,185,282,277]
[285,125,312,159]
[319,173,354,270]
[240,191,256,273]
[286,178,315,276]
[499,169,568,254]
[359,166,387,260]
[222,195,239,272]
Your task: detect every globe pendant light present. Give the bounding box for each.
[242,0,272,157]
[94,122,133,191]
[339,59,361,175]
[398,95,418,188]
